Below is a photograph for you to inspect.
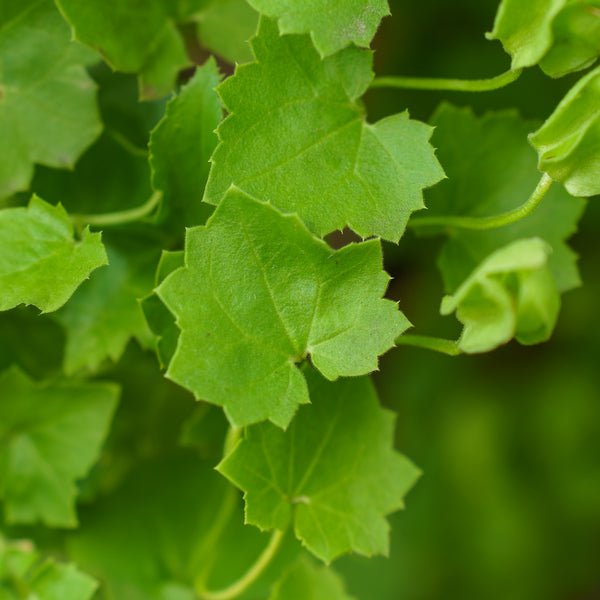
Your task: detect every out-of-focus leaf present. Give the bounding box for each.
[440,238,560,353]
[530,65,600,197]
[0,0,101,196]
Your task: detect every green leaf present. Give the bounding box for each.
[197,0,259,64]
[0,0,101,197]
[424,104,586,294]
[55,240,158,375]
[0,538,97,600]
[486,0,568,69]
[271,559,355,600]
[204,17,444,241]
[55,0,190,99]
[156,189,408,428]
[247,0,390,57]
[149,59,222,231]
[141,250,185,369]
[68,457,298,600]
[269,558,355,600]
[440,238,561,353]
[540,1,600,77]
[529,65,600,197]
[0,196,108,313]
[0,367,119,527]
[28,561,98,600]
[219,369,420,563]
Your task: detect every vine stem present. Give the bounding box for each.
[369,68,522,92]
[409,173,553,231]
[196,529,285,600]
[396,334,461,356]
[70,190,162,229]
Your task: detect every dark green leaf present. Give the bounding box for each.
[0,367,118,526]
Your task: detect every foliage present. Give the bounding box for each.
[0,0,598,598]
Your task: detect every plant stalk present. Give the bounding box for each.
[196,529,285,600]
[370,68,522,92]
[70,190,162,229]
[396,334,462,356]
[409,173,553,231]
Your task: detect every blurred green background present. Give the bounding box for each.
[336,1,600,598]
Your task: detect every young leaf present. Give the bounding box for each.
[204,17,444,242]
[156,189,408,428]
[149,59,222,230]
[219,369,420,563]
[269,558,355,600]
[529,65,600,197]
[55,241,158,375]
[55,0,189,99]
[246,0,390,57]
[440,238,560,353]
[0,0,101,197]
[0,367,119,527]
[0,197,108,313]
[486,0,568,69]
[539,1,600,77]
[0,538,98,600]
[423,104,585,293]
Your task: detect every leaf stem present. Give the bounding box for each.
[70,190,162,229]
[396,334,462,356]
[196,529,285,600]
[369,68,522,92]
[409,173,553,231]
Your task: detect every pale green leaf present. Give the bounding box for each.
[204,17,444,241]
[55,241,158,375]
[29,561,98,600]
[55,0,189,99]
[423,104,585,294]
[529,65,600,197]
[0,0,101,196]
[0,538,97,600]
[0,367,119,527]
[486,0,568,69]
[149,59,222,230]
[247,0,389,57]
[0,196,108,313]
[440,238,561,353]
[157,189,408,428]
[269,558,355,600]
[219,369,420,563]
[540,1,600,77]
